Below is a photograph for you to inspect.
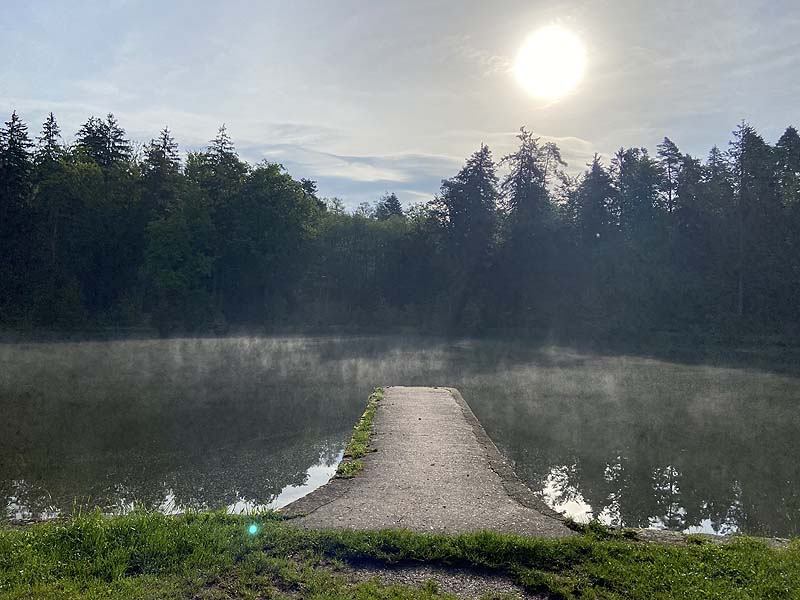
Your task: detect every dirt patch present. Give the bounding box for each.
[344,560,546,599]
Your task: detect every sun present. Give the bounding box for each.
[515,25,587,101]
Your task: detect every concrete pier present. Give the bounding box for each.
[282,386,571,538]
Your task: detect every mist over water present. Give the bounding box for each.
[2,335,798,537]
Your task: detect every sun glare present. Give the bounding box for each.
[515,25,586,101]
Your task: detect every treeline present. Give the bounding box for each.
[1,111,799,338]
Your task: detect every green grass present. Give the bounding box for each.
[336,387,383,478]
[335,459,364,478]
[1,511,798,599]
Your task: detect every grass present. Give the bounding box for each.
[1,510,799,599]
[336,387,383,478]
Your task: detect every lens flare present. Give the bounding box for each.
[248,523,258,535]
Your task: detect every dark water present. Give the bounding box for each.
[1,335,798,537]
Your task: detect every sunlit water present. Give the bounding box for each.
[2,335,798,536]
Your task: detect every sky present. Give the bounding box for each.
[2,0,800,208]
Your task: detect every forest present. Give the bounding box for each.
[1,111,799,339]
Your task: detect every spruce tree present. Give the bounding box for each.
[573,155,616,246]
[75,113,131,168]
[374,192,403,220]
[143,127,182,215]
[613,147,663,239]
[35,112,64,165]
[499,127,557,218]
[775,126,800,207]
[0,111,34,202]
[657,137,682,212]
[433,144,499,327]
[729,122,781,318]
[0,111,35,319]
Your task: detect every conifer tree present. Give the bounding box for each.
[374,192,403,220]
[0,111,34,319]
[775,126,800,207]
[657,137,682,212]
[143,127,182,215]
[0,111,34,202]
[35,112,64,165]
[435,144,498,263]
[433,144,499,327]
[729,122,780,317]
[198,125,248,208]
[500,127,556,218]
[573,155,616,246]
[75,113,131,168]
[613,147,662,238]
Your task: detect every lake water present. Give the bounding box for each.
[2,335,798,537]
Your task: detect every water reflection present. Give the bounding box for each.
[2,336,798,536]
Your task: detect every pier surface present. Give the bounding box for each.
[282,386,571,538]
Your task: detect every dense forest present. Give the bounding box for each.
[1,111,799,338]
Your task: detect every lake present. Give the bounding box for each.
[2,335,798,537]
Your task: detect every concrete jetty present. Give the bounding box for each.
[282,386,571,538]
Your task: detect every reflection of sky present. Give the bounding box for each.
[229,451,342,514]
[5,451,343,524]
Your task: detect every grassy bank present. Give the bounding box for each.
[1,511,798,599]
[336,387,383,478]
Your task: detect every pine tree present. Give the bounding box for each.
[374,192,403,220]
[433,144,499,327]
[35,112,64,165]
[495,129,565,327]
[573,155,616,246]
[499,127,561,219]
[0,111,35,319]
[435,144,498,262]
[199,125,248,208]
[209,124,236,159]
[613,147,663,238]
[0,111,34,202]
[75,116,106,164]
[75,113,131,168]
[104,113,132,166]
[145,127,180,172]
[728,122,780,318]
[775,126,800,207]
[143,127,182,215]
[657,137,682,212]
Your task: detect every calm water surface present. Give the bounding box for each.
[2,335,798,536]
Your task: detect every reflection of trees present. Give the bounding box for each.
[3,337,799,536]
[1,337,366,520]
[459,351,800,537]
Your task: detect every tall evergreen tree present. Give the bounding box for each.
[433,144,499,327]
[494,129,564,326]
[434,144,498,265]
[499,128,561,218]
[75,113,131,168]
[613,147,663,237]
[35,112,64,166]
[729,122,781,318]
[0,111,34,203]
[374,192,404,220]
[775,126,800,207]
[190,125,248,209]
[572,155,616,246]
[0,111,35,320]
[657,137,682,212]
[142,127,182,216]
[567,156,618,327]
